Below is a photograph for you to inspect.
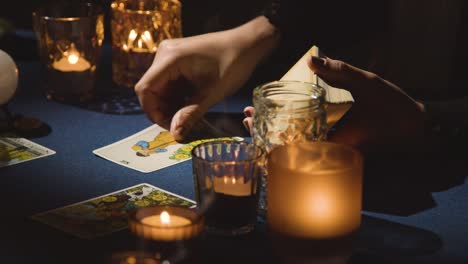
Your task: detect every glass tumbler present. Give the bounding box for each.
[191,141,264,236]
[32,2,104,104]
[252,80,328,213]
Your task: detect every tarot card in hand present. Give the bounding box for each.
[93,124,242,173]
[31,183,195,239]
[0,133,55,168]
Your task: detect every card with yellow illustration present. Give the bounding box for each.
[93,124,242,173]
[31,183,195,239]
[0,133,55,168]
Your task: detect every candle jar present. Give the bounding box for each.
[267,142,363,261]
[110,0,182,88]
[128,205,205,263]
[252,81,328,214]
[32,2,104,104]
[191,141,265,236]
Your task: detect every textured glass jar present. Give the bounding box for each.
[252,81,328,213]
[110,0,182,88]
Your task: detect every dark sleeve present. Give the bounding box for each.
[241,0,391,89]
[425,98,468,139]
[261,0,391,55]
[423,2,468,144]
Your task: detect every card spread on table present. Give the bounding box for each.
[93,124,242,173]
[31,183,196,239]
[0,133,56,168]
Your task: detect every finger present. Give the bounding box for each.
[242,117,253,137]
[307,55,377,99]
[243,106,255,117]
[135,57,175,127]
[170,102,209,142]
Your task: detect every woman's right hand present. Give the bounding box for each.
[135,16,280,142]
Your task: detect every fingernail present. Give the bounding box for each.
[311,56,325,66]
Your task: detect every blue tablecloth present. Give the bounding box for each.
[1,56,467,264]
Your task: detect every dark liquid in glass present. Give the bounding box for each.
[205,192,258,230]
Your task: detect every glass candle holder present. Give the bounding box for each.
[268,141,363,238]
[128,205,204,263]
[110,0,182,88]
[267,142,362,262]
[252,81,328,213]
[191,141,265,236]
[32,2,104,104]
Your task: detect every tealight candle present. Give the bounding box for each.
[209,176,252,196]
[52,44,92,72]
[267,142,363,239]
[141,211,192,227]
[129,206,204,242]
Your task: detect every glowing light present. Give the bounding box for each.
[67,53,79,64]
[160,211,170,224]
[128,29,138,42]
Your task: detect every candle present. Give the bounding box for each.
[267,142,363,239]
[129,206,204,241]
[52,44,91,72]
[123,29,157,53]
[191,141,264,236]
[141,210,192,227]
[208,176,253,196]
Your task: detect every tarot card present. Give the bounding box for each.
[31,183,196,239]
[0,133,56,168]
[93,124,242,173]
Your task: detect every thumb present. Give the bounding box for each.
[307,56,377,98]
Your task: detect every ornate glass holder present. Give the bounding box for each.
[110,0,182,88]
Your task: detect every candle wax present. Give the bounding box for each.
[141,214,191,227]
[208,176,252,197]
[52,56,91,72]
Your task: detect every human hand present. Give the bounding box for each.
[242,56,425,153]
[308,56,425,153]
[135,16,279,142]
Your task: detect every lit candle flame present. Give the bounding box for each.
[128,29,138,42]
[232,177,236,184]
[126,29,156,52]
[67,53,79,64]
[160,211,170,225]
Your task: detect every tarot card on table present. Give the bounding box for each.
[0,133,55,168]
[31,183,195,239]
[93,124,242,173]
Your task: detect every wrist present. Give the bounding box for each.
[228,16,281,64]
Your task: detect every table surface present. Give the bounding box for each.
[1,47,468,264]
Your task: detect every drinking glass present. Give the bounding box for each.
[32,2,104,104]
[191,140,264,236]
